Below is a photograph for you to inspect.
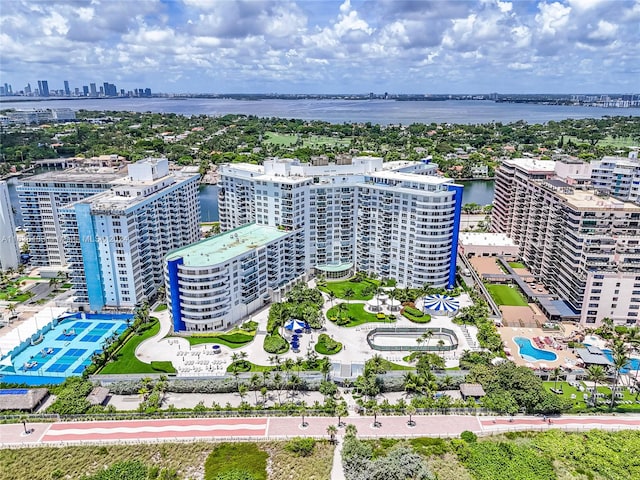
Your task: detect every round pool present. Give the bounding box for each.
[514,336,557,362]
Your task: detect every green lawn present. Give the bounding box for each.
[319,278,381,300]
[100,320,176,374]
[326,302,393,327]
[205,442,268,480]
[263,132,298,146]
[508,261,526,269]
[485,283,528,306]
[186,331,254,348]
[153,304,167,312]
[564,134,639,148]
[543,381,640,412]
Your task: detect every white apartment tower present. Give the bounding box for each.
[0,181,20,271]
[218,157,462,289]
[17,169,120,267]
[61,159,200,311]
[591,152,640,202]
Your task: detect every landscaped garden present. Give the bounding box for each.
[318,276,381,301]
[186,330,255,348]
[99,319,176,374]
[402,305,431,323]
[485,283,528,306]
[327,302,394,327]
[508,261,526,269]
[315,333,342,355]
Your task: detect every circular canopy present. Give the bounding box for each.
[423,294,459,313]
[285,319,307,331]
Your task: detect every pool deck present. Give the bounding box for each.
[499,326,579,369]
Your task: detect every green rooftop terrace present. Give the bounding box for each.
[166,223,291,267]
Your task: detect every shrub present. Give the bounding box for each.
[404,306,423,317]
[376,313,385,320]
[263,333,288,354]
[316,333,342,355]
[240,320,258,332]
[460,431,478,443]
[205,443,267,480]
[285,437,316,457]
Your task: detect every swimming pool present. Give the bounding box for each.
[0,313,131,385]
[601,349,640,373]
[514,336,558,362]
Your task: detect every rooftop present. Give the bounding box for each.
[19,169,122,184]
[575,346,613,366]
[166,223,291,267]
[459,232,516,247]
[556,188,640,212]
[504,157,556,173]
[0,388,49,412]
[459,383,486,397]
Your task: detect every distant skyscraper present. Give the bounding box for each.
[83,85,89,96]
[40,80,49,97]
[144,88,152,97]
[64,80,70,96]
[89,83,97,96]
[37,80,43,95]
[24,83,31,95]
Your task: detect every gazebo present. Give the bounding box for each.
[423,294,460,317]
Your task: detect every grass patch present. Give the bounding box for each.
[266,440,334,480]
[0,442,214,480]
[319,278,380,300]
[205,442,268,480]
[326,302,392,327]
[485,283,528,306]
[227,361,272,373]
[508,261,526,269]
[542,381,640,412]
[186,331,254,348]
[153,304,167,312]
[263,132,298,146]
[314,333,342,355]
[99,320,176,374]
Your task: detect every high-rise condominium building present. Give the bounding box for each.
[591,152,640,202]
[492,157,640,326]
[0,181,20,271]
[62,159,200,311]
[165,157,462,332]
[166,223,301,332]
[17,170,121,267]
[218,157,462,288]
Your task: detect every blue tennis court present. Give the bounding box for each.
[46,348,87,373]
[0,312,132,385]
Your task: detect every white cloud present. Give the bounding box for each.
[535,2,572,35]
[0,0,637,94]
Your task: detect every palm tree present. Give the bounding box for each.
[552,367,562,391]
[327,424,338,443]
[319,357,331,381]
[328,291,336,309]
[344,287,355,306]
[345,423,358,437]
[406,404,417,427]
[336,402,348,427]
[250,373,261,405]
[420,330,433,352]
[587,365,607,407]
[238,384,248,402]
[610,341,630,409]
[299,405,308,427]
[437,339,445,358]
[371,403,381,428]
[273,373,283,405]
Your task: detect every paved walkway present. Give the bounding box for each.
[131,288,479,376]
[3,414,640,447]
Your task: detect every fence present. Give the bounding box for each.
[366,327,459,352]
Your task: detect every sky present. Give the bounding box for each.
[0,0,638,94]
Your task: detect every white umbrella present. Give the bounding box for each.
[423,294,460,313]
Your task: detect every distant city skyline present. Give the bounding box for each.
[0,0,639,94]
